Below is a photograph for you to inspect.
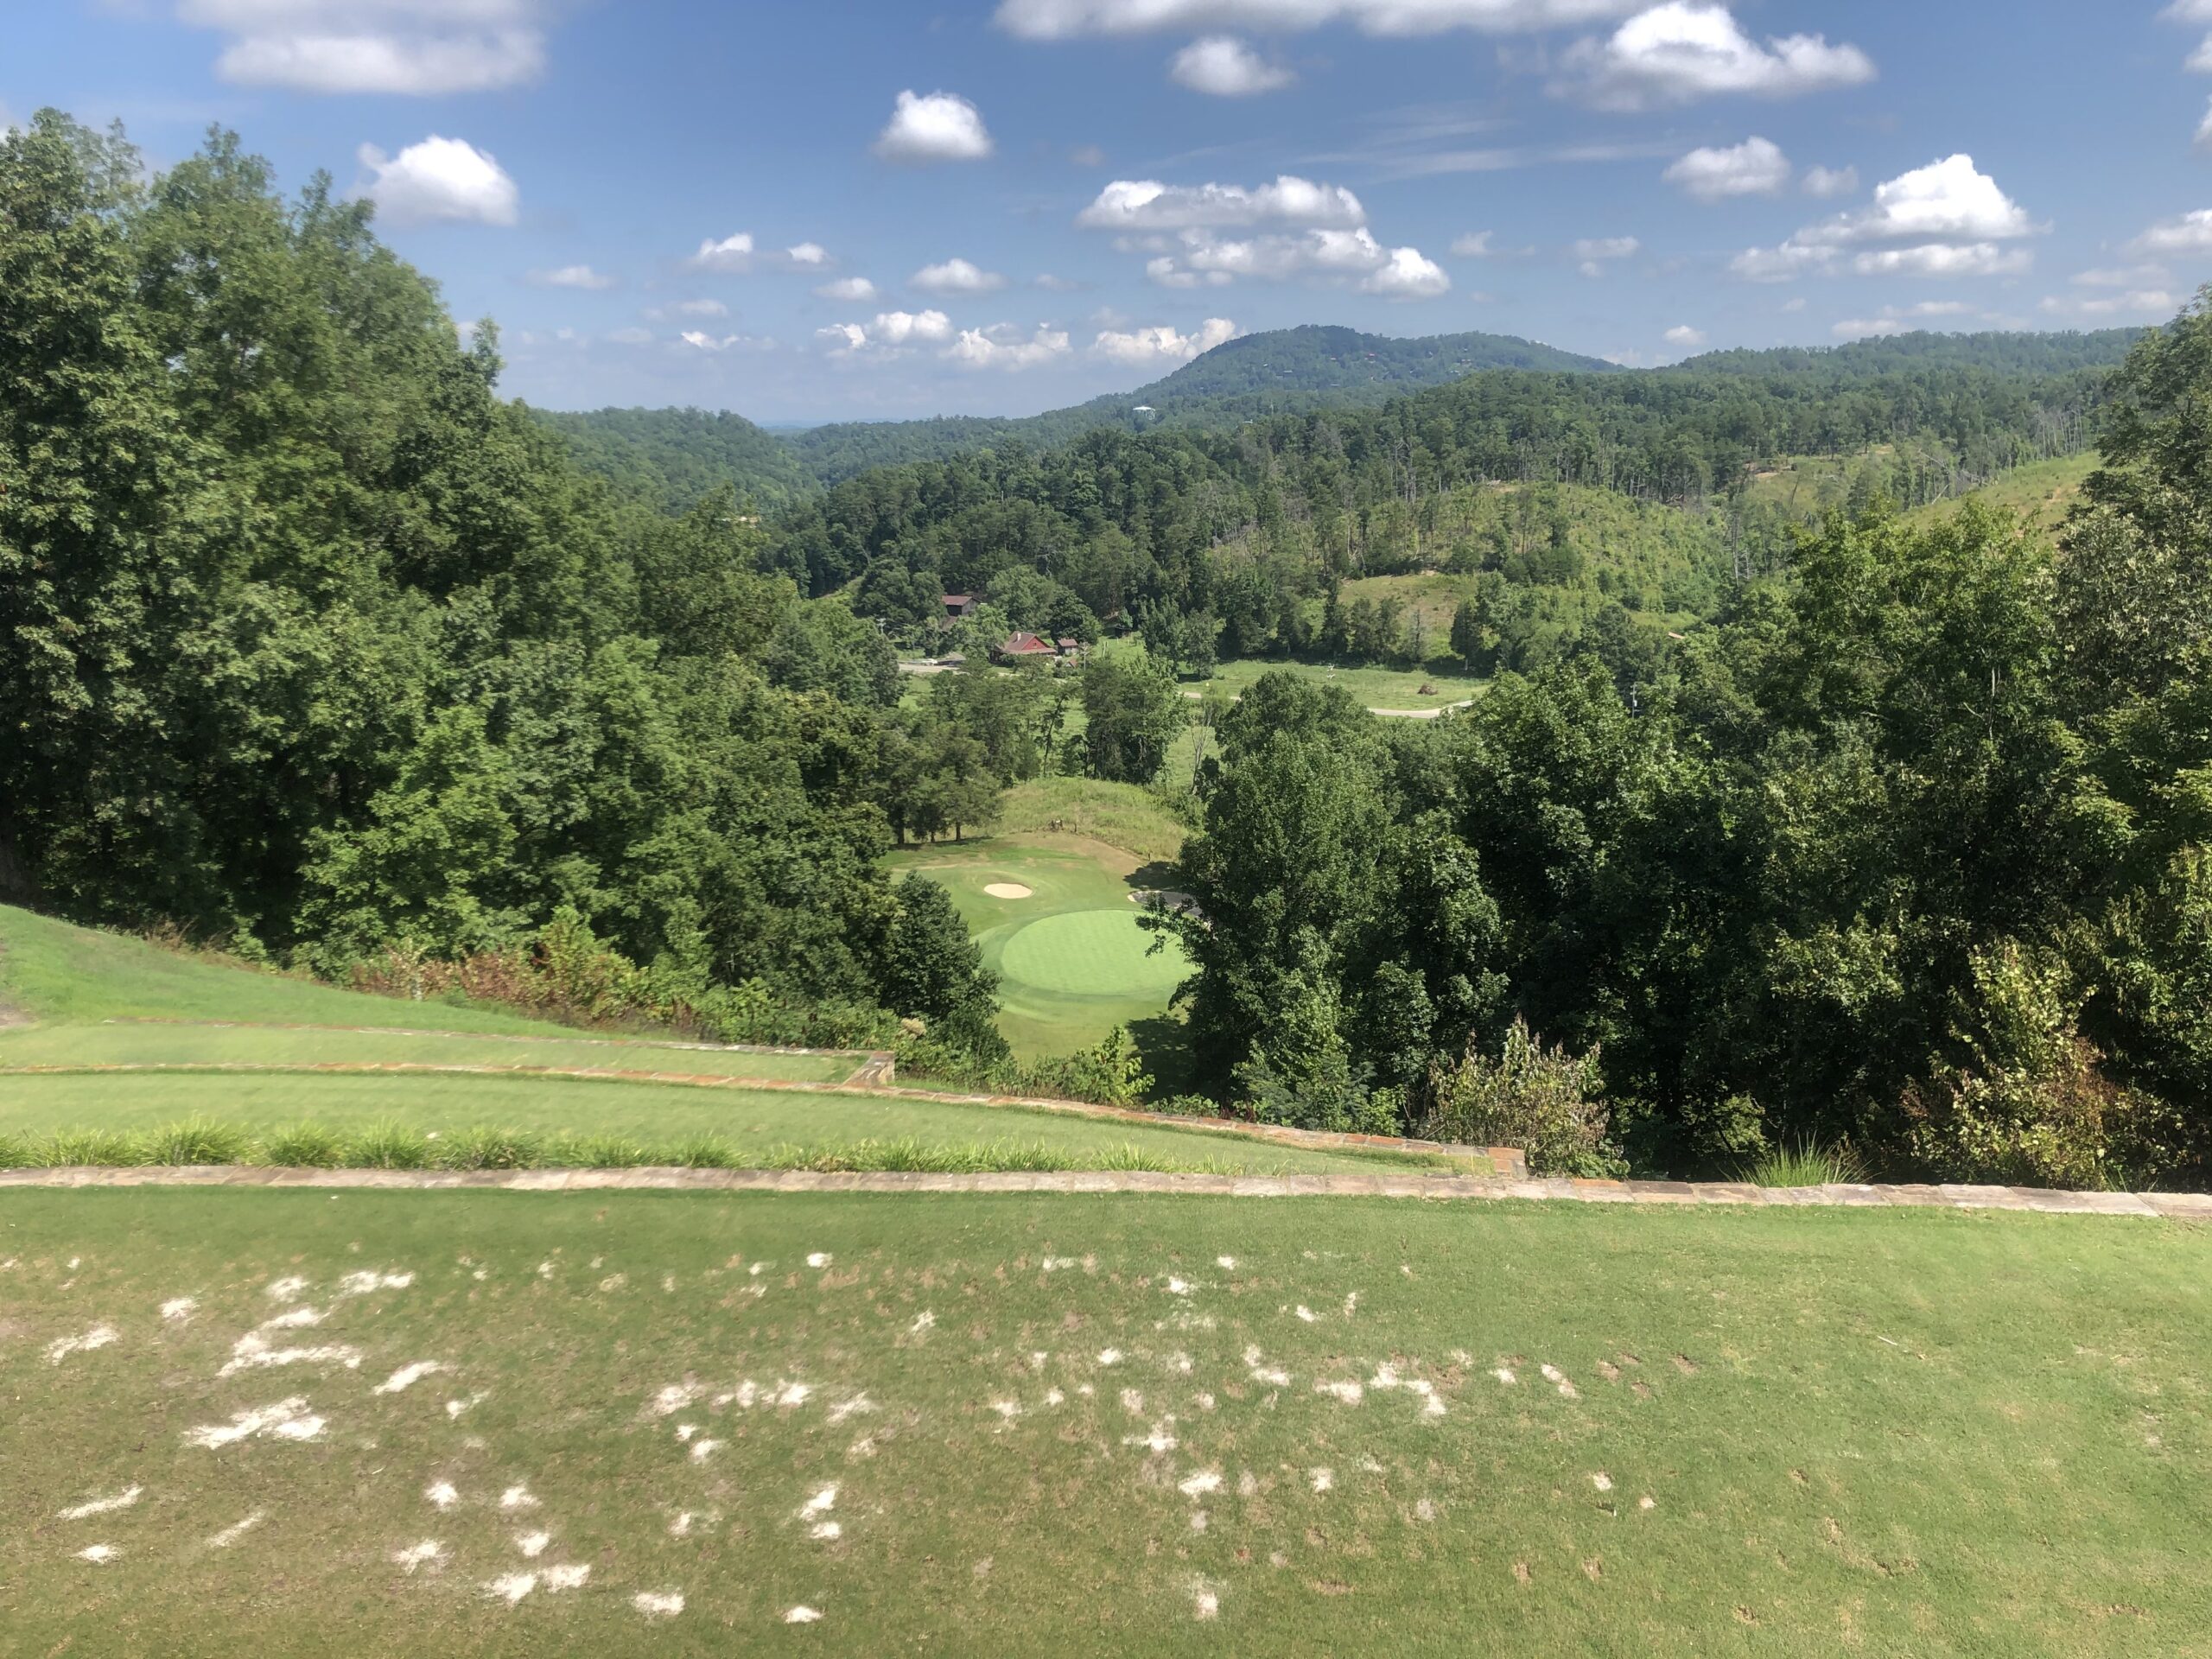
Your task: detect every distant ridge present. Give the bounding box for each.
[782,324,1618,482]
[535,324,2148,508]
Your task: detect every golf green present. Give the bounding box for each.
[887,839,1194,1057]
[999,909,1189,999]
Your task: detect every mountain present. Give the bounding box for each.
[531,405,815,515]
[784,325,1619,482]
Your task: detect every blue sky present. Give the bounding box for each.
[13,2,2212,422]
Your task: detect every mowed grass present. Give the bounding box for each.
[5,1189,2207,1656]
[1203,656,1488,711]
[0,1071,1421,1175]
[0,903,1391,1173]
[887,838,1192,1059]
[0,1023,856,1084]
[0,904,561,1035]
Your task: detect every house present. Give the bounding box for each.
[942,594,976,619]
[1055,637,1085,658]
[995,632,1058,663]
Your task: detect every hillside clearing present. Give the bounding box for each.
[4,1188,2205,1656]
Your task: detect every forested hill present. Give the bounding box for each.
[531,405,814,514]
[782,325,1617,482]
[540,327,2147,509]
[1685,328,2146,380]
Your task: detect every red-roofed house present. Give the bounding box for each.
[995,632,1058,662]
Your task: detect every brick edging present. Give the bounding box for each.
[0,1166,2205,1217]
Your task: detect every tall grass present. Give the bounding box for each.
[1742,1137,1869,1187]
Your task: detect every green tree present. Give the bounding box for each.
[881,874,1007,1058]
[1081,652,1186,785]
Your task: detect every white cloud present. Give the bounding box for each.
[683,237,833,276]
[666,298,730,318]
[1730,242,1830,283]
[1663,136,1789,200]
[526,264,613,290]
[1171,35,1296,95]
[997,0,1649,39]
[1573,236,1638,277]
[357,137,518,226]
[873,310,957,346]
[2039,289,2180,321]
[689,233,756,273]
[1078,175,1366,231]
[1552,3,1875,111]
[817,310,957,359]
[178,0,550,93]
[874,91,995,163]
[816,276,880,302]
[1664,324,1706,346]
[947,323,1074,370]
[1142,226,1446,296]
[2073,264,2170,289]
[1363,246,1451,297]
[1451,231,1496,257]
[1833,300,1994,338]
[679,330,773,353]
[1804,154,2036,246]
[1850,244,2031,279]
[2133,209,2212,254]
[1092,317,1239,366]
[912,257,1008,295]
[607,327,654,346]
[1732,155,2038,283]
[1035,273,1085,291]
[1802,164,1858,198]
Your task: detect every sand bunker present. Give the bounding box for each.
[983,883,1034,899]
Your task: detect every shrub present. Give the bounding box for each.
[1897,941,2189,1191]
[1417,1018,1628,1179]
[1148,1094,1224,1118]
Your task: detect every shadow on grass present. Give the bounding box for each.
[1129,1010,1205,1102]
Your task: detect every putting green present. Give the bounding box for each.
[999,909,1189,999]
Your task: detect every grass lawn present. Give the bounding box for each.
[1201,656,1489,711]
[0,1071,1420,1175]
[887,837,1192,1060]
[5,1188,2206,1656]
[0,904,598,1039]
[0,1023,857,1084]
